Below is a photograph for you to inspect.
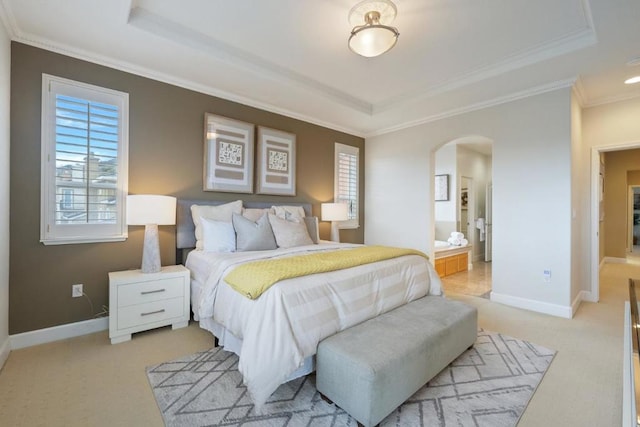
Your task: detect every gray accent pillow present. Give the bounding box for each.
[232,213,277,251]
[304,216,319,244]
[268,213,314,248]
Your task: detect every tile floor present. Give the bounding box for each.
[441,261,492,297]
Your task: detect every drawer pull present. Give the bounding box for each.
[140,288,166,295]
[140,309,165,317]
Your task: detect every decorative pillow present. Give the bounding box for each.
[201,218,236,253]
[191,200,242,250]
[242,207,274,223]
[232,213,277,251]
[268,214,314,248]
[303,216,319,244]
[272,205,306,220]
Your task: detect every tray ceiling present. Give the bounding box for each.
[1,0,640,136]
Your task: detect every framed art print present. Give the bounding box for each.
[203,113,254,193]
[435,174,449,201]
[256,126,296,196]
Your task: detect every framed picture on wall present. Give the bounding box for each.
[203,113,254,193]
[256,126,296,196]
[435,174,449,201]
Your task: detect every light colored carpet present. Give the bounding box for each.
[147,330,555,427]
[0,261,630,426]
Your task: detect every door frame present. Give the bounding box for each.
[590,141,640,303]
[459,176,474,252]
[628,186,640,253]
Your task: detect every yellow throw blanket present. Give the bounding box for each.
[224,245,428,299]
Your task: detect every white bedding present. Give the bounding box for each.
[185,242,442,409]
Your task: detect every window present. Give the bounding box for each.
[40,74,129,245]
[334,143,359,229]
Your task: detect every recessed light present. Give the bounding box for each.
[625,76,640,85]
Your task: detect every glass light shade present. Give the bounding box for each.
[321,203,349,221]
[349,25,399,57]
[127,195,176,225]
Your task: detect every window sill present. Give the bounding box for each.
[40,235,127,246]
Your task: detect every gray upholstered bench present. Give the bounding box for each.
[316,296,477,427]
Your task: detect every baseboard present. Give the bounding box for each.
[10,317,109,350]
[571,290,593,316]
[580,290,597,303]
[490,292,573,319]
[604,256,628,264]
[0,336,10,370]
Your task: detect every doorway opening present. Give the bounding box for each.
[433,136,493,298]
[629,185,640,257]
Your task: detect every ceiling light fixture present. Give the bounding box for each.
[348,0,399,58]
[625,76,640,85]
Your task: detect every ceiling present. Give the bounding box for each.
[1,0,640,137]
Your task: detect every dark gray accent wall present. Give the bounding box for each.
[10,42,364,334]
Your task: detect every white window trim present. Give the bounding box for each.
[334,142,359,229]
[40,74,129,245]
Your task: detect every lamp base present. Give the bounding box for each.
[141,224,161,274]
[330,221,341,243]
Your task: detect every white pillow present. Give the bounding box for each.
[268,213,313,248]
[191,200,242,250]
[242,207,274,223]
[272,205,306,220]
[201,218,236,253]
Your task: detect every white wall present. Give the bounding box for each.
[366,88,574,316]
[0,19,10,367]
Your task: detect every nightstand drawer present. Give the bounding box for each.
[117,298,185,330]
[117,277,185,307]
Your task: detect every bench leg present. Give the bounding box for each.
[320,393,379,427]
[319,393,333,405]
[214,336,219,348]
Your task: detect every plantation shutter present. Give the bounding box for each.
[334,143,359,228]
[55,94,119,224]
[41,74,129,245]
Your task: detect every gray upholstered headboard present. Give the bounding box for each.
[176,199,312,251]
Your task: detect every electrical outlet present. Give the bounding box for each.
[543,270,551,283]
[72,284,83,298]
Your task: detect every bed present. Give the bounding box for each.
[177,199,443,409]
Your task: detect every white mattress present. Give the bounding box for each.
[185,242,442,409]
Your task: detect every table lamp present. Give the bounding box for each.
[126,195,176,273]
[321,202,349,242]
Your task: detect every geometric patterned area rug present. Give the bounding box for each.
[146,330,555,427]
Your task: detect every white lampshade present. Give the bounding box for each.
[322,203,349,221]
[127,195,176,225]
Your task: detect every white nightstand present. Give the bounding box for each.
[109,265,190,344]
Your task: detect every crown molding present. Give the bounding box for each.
[0,0,17,39]
[128,7,373,115]
[582,90,640,109]
[9,32,366,137]
[128,4,597,118]
[366,78,577,138]
[375,24,596,113]
[572,75,588,107]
